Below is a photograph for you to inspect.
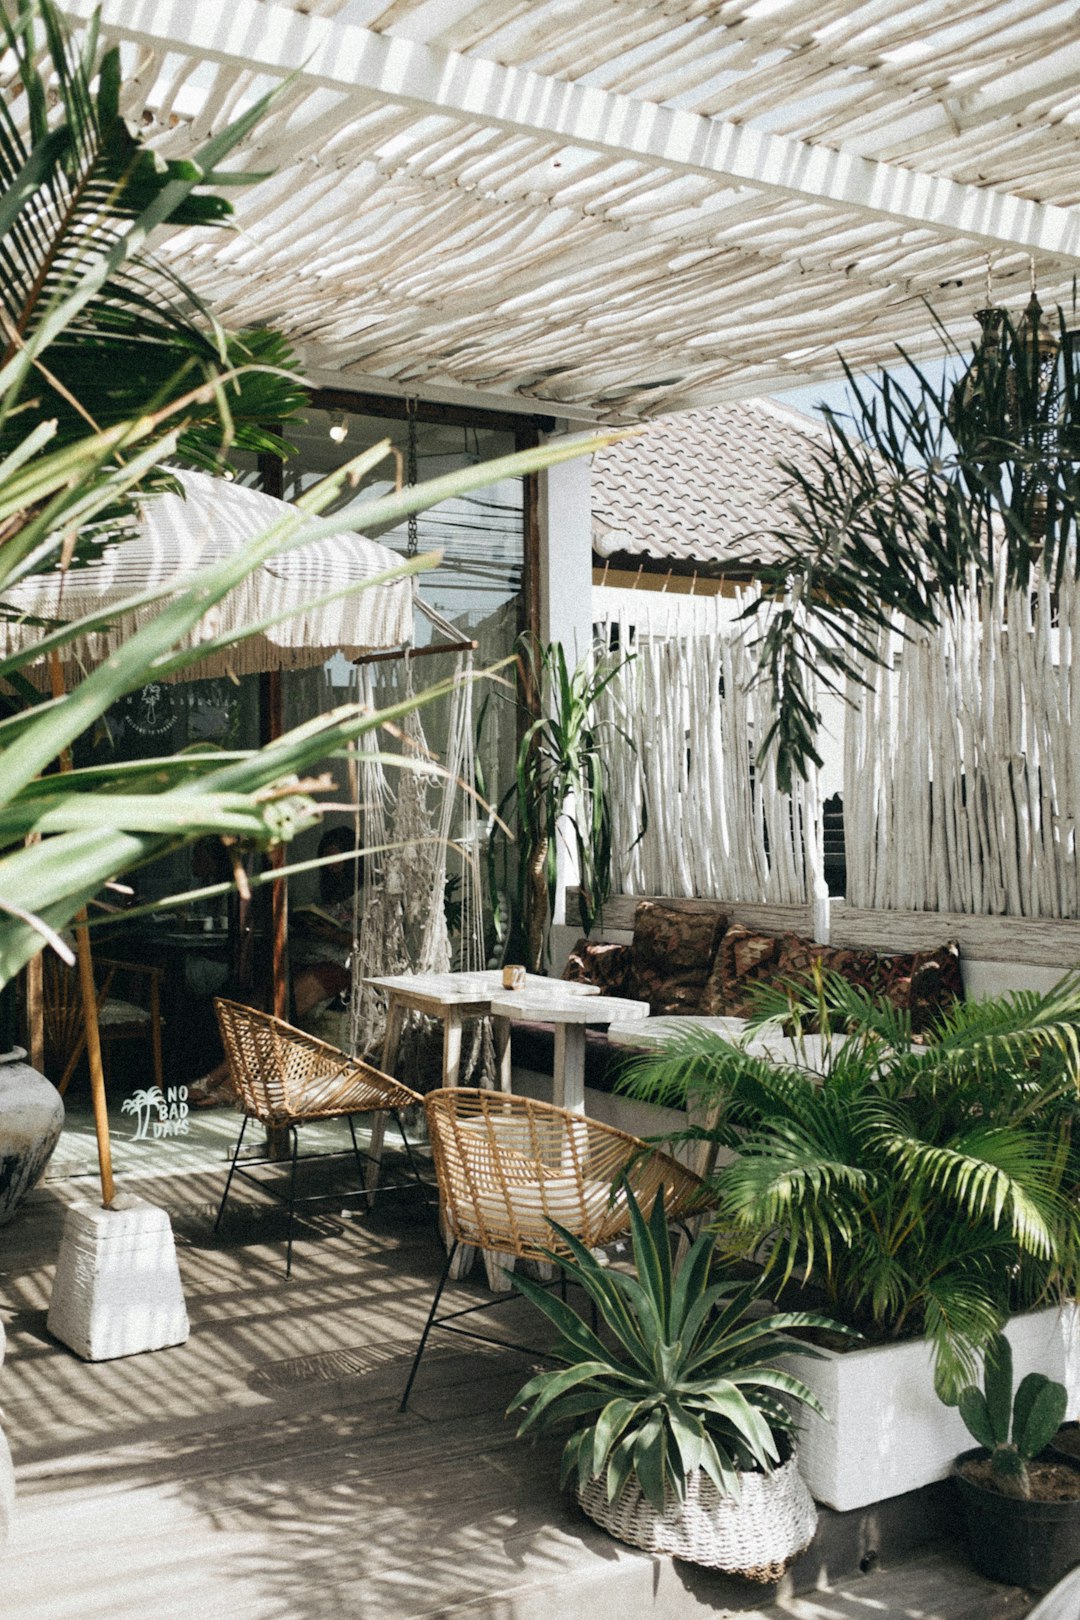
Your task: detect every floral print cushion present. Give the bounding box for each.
[628,901,729,1016]
[705,929,962,1032]
[562,938,633,996]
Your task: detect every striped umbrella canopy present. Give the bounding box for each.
[1,469,415,683]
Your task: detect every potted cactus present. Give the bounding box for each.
[952,1333,1080,1589]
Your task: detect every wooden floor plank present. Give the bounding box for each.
[1,1168,1039,1620]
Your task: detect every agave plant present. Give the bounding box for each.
[619,972,1080,1396]
[956,1332,1067,1500]
[508,1182,848,1510]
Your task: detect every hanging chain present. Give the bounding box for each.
[406,396,419,558]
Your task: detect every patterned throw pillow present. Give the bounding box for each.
[561,938,633,997]
[628,901,729,1016]
[702,923,783,1018]
[878,942,963,1034]
[774,934,884,997]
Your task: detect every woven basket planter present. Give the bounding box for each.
[575,1453,818,1581]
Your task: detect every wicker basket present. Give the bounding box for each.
[575,1453,818,1581]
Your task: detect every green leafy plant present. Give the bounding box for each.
[0,0,306,520]
[737,299,1080,791]
[495,636,632,970]
[0,2,613,983]
[507,1182,847,1510]
[619,972,1080,1396]
[956,1332,1067,1500]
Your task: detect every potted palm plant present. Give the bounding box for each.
[508,1184,850,1580]
[618,972,1080,1510]
[951,1333,1080,1589]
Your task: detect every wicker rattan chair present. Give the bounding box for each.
[43,953,164,1096]
[213,997,425,1275]
[400,1087,711,1409]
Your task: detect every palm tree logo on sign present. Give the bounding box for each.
[120,1086,190,1142]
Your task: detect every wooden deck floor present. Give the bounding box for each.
[0,1145,1041,1620]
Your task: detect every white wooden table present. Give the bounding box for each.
[365,969,599,1094]
[489,991,650,1114]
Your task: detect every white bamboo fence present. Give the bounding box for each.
[595,600,824,906]
[844,570,1080,919]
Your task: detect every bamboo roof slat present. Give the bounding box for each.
[33,0,1080,417]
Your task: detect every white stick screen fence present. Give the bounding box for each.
[844,571,1080,919]
[594,602,824,906]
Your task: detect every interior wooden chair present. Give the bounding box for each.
[399,1087,712,1410]
[43,953,164,1097]
[213,997,426,1275]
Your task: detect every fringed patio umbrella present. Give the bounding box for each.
[1,469,414,681]
[4,470,417,1204]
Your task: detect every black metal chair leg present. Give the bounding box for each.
[391,1108,427,1191]
[214,1114,250,1233]
[284,1126,300,1279]
[399,1241,458,1413]
[347,1114,365,1192]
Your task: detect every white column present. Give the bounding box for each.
[538,444,595,939]
[539,447,594,659]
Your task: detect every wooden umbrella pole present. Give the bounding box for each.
[47,654,115,1207]
[73,911,115,1207]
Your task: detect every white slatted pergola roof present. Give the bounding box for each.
[58,0,1080,422]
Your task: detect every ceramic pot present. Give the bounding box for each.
[0,1046,64,1226]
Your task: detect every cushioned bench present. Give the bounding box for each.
[516,898,962,1091]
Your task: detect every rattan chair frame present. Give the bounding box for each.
[213,997,427,1275]
[399,1087,712,1410]
[43,954,164,1097]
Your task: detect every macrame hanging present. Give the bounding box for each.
[346,400,489,1079]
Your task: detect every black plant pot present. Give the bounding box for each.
[1048,1423,1080,1470]
[953,1447,1080,1590]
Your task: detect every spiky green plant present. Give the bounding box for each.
[497,636,632,970]
[619,972,1080,1396]
[738,301,1080,792]
[508,1182,849,1511]
[956,1332,1067,1500]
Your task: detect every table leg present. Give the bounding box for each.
[381,996,405,1077]
[367,995,406,1208]
[439,1009,482,1275]
[553,1023,587,1114]
[442,1011,463,1087]
[492,1015,512,1093]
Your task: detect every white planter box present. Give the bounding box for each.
[783,1304,1080,1512]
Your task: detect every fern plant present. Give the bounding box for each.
[619,972,1080,1396]
[508,1182,849,1510]
[956,1333,1067,1500]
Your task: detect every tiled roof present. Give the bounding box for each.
[592,398,827,569]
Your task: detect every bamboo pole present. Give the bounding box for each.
[48,655,115,1207]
